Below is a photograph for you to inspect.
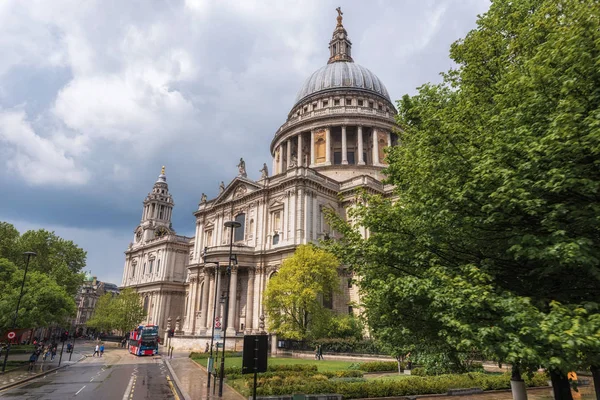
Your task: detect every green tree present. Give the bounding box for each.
[86,293,116,333]
[110,288,146,334]
[0,222,87,297]
[0,258,76,331]
[327,0,600,397]
[264,245,340,340]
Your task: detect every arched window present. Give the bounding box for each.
[234,213,245,242]
[315,137,326,163]
[157,259,160,273]
[143,296,149,313]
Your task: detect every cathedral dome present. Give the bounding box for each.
[295,62,390,105]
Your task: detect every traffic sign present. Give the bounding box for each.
[7,331,15,340]
[215,317,221,329]
[214,328,222,340]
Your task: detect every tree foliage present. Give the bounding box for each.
[264,245,341,340]
[0,258,76,331]
[325,0,600,390]
[87,288,146,334]
[0,222,87,297]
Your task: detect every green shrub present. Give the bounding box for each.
[253,371,548,399]
[358,361,398,372]
[411,367,426,376]
[190,351,241,359]
[268,364,317,372]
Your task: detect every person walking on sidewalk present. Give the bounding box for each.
[50,345,57,361]
[93,344,99,357]
[28,352,37,372]
[99,343,105,357]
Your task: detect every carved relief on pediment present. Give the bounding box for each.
[233,185,247,199]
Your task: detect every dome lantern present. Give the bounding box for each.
[328,7,353,64]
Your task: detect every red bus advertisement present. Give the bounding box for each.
[128,325,159,356]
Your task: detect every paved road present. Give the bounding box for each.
[0,345,178,400]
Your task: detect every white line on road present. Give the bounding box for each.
[122,375,135,400]
[75,385,86,395]
[90,377,94,381]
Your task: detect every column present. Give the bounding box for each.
[286,139,292,171]
[190,277,198,333]
[252,267,263,333]
[312,193,318,241]
[372,128,379,165]
[206,269,216,330]
[357,126,365,165]
[341,126,348,164]
[325,127,331,165]
[226,266,238,334]
[200,270,210,330]
[387,132,392,147]
[245,268,255,332]
[310,130,315,166]
[297,134,303,167]
[278,145,284,174]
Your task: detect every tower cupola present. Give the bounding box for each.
[328,7,353,64]
[136,166,175,243]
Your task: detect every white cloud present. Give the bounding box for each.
[0,108,89,185]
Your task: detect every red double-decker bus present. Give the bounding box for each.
[128,325,159,356]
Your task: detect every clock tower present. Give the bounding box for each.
[135,166,175,243]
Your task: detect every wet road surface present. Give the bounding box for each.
[0,347,177,400]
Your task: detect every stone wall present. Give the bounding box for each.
[168,335,245,352]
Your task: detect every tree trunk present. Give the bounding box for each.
[591,365,600,400]
[550,370,573,400]
[510,365,528,400]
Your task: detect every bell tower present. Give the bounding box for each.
[328,7,353,64]
[135,166,175,244]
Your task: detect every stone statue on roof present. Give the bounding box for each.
[200,193,207,203]
[259,163,269,179]
[219,181,225,194]
[237,157,247,178]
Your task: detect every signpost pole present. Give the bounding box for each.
[58,340,65,366]
[253,336,259,400]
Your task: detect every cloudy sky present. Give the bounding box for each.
[0,0,490,285]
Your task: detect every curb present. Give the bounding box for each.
[0,353,87,392]
[164,358,192,400]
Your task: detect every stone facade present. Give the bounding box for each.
[121,10,397,349]
[74,274,119,335]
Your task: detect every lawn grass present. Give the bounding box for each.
[191,355,356,373]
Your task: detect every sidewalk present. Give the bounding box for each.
[0,350,85,391]
[166,351,244,400]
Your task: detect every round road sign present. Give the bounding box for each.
[7,331,16,340]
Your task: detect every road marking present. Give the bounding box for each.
[90,377,94,381]
[122,374,135,400]
[75,385,86,395]
[166,376,180,400]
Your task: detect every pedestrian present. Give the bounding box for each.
[67,343,72,353]
[100,343,105,357]
[93,344,99,357]
[314,345,319,360]
[317,344,323,360]
[28,352,37,372]
[42,346,49,361]
[51,345,57,361]
[205,342,209,353]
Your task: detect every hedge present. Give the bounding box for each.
[253,372,549,399]
[355,361,398,372]
[311,338,383,354]
[190,351,241,359]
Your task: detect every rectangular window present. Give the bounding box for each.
[347,278,352,288]
[143,263,146,274]
[273,211,282,232]
[312,103,317,110]
[358,99,363,106]
[369,101,374,108]
[347,151,355,165]
[345,98,352,106]
[205,230,213,247]
[234,213,246,242]
[348,306,353,314]
[149,260,153,273]
[333,151,342,165]
[323,100,328,107]
[334,99,340,106]
[157,259,160,273]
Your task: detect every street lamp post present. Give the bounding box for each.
[2,251,37,373]
[219,220,241,397]
[204,255,220,389]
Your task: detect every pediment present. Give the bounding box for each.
[212,177,262,205]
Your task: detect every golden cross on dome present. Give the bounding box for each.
[336,7,343,26]
[161,166,165,175]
